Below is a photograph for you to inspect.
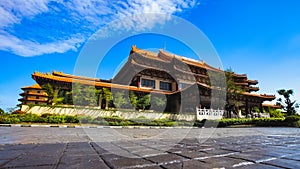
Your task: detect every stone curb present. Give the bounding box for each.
[0,124,199,129]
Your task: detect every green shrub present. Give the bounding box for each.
[284,115,300,127]
[19,114,45,123]
[41,113,53,118]
[253,118,285,127]
[268,109,284,118]
[78,116,93,124]
[0,116,20,124]
[119,121,132,126]
[46,115,65,124]
[65,115,79,123]
[92,117,109,125]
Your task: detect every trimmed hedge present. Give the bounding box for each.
[196,117,298,127]
[0,114,79,124]
[1,113,300,127]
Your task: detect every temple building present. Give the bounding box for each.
[21,46,276,117]
[18,84,48,106]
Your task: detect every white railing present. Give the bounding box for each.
[196,108,224,120]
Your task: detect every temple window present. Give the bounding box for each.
[160,81,172,91]
[141,79,155,89]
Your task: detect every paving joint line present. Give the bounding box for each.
[0,144,40,168]
[89,142,113,169]
[52,143,68,169]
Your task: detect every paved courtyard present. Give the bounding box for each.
[0,127,299,168]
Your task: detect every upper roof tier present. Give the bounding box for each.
[21,83,42,90]
[52,71,109,82]
[130,45,248,75]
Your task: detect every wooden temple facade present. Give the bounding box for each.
[22,46,276,116]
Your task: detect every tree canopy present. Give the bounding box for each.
[113,91,128,109]
[0,108,5,114]
[41,83,63,105]
[72,83,97,106]
[224,69,246,116]
[276,89,299,116]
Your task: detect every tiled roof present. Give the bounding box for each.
[32,72,174,95]
[262,103,282,108]
[52,71,101,82]
[243,93,276,99]
[21,84,42,90]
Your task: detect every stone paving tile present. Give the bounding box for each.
[57,154,109,169]
[0,128,300,168]
[3,156,58,167]
[129,166,163,169]
[145,153,186,164]
[123,145,150,152]
[102,156,155,169]
[161,162,183,169]
[234,163,284,169]
[90,142,111,155]
[11,165,55,169]
[25,143,66,156]
[0,144,37,151]
[175,150,209,159]
[64,142,97,155]
[174,160,210,169]
[198,156,248,168]
[162,160,209,169]
[262,158,300,169]
[3,155,59,168]
[0,150,24,160]
[228,152,276,163]
[0,143,65,168]
[200,147,237,155]
[282,154,300,161]
[250,149,288,158]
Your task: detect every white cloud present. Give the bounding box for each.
[0,32,84,56]
[0,0,50,26]
[0,0,199,57]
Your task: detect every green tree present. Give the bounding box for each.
[224,69,246,117]
[151,95,166,112]
[42,83,63,105]
[72,83,97,106]
[129,91,138,110]
[0,108,5,114]
[83,86,97,106]
[72,83,84,106]
[276,89,299,116]
[103,88,112,109]
[95,88,113,109]
[113,91,128,109]
[137,94,151,110]
[266,107,284,118]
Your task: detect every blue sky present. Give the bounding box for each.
[0,0,299,112]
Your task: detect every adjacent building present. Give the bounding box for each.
[18,84,48,106]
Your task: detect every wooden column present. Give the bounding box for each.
[137,76,141,88]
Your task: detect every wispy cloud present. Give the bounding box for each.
[0,0,199,56]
